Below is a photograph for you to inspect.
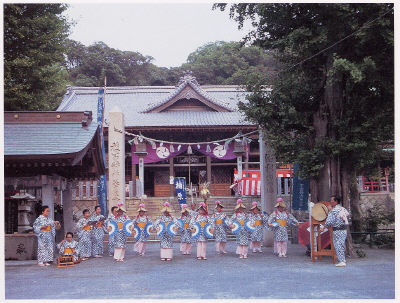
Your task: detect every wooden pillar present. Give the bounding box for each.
[206,156,212,183]
[62,182,74,234]
[131,163,137,197]
[169,158,175,197]
[138,157,144,197]
[42,183,55,221]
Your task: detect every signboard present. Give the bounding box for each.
[174,177,186,205]
[292,164,309,211]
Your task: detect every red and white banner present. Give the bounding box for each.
[233,169,292,196]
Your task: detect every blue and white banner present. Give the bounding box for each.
[174,177,186,205]
[292,164,309,211]
[97,88,108,216]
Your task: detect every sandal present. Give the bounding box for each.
[166,258,172,261]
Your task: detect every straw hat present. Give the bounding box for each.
[311,202,329,221]
[274,197,287,208]
[197,202,207,212]
[161,202,172,213]
[181,204,189,214]
[234,199,246,210]
[250,201,260,210]
[137,203,147,212]
[116,202,126,213]
[215,200,224,208]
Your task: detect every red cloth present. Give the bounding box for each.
[298,221,330,249]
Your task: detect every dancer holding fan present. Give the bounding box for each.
[190,202,213,260]
[248,201,269,253]
[153,202,179,261]
[132,203,153,256]
[179,204,193,255]
[212,200,229,254]
[230,199,250,259]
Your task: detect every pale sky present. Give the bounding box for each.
[65,3,253,67]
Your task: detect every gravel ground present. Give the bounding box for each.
[5,242,395,299]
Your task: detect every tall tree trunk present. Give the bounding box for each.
[349,171,362,233]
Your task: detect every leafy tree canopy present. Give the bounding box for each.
[4,4,70,110]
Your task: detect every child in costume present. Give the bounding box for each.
[268,198,299,257]
[90,205,106,258]
[179,204,193,255]
[248,201,269,253]
[132,203,152,256]
[212,200,228,254]
[76,209,92,261]
[33,205,59,266]
[230,199,250,259]
[105,206,118,256]
[107,203,131,262]
[190,202,213,260]
[153,202,179,261]
[57,232,80,263]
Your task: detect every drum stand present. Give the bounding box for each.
[57,255,75,267]
[311,218,337,263]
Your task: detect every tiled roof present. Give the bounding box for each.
[57,85,256,127]
[4,122,98,156]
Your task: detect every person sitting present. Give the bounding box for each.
[57,232,80,263]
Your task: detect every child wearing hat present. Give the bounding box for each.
[179,204,193,255]
[107,203,132,262]
[132,203,153,256]
[153,202,179,261]
[190,202,213,260]
[268,198,299,257]
[248,201,268,253]
[212,200,228,254]
[230,199,250,259]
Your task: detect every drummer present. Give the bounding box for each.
[321,196,350,267]
[179,204,193,255]
[268,198,299,258]
[153,202,179,261]
[230,199,250,259]
[132,203,152,256]
[190,202,213,260]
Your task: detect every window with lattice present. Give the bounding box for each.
[212,167,232,184]
[155,169,170,184]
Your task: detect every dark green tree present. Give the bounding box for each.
[4,4,70,110]
[181,41,277,84]
[216,4,394,247]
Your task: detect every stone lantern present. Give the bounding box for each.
[11,190,36,233]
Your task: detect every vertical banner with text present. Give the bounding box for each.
[97,88,108,216]
[292,164,309,211]
[174,177,187,205]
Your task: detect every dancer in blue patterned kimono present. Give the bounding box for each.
[90,205,106,258]
[230,199,250,259]
[189,202,198,217]
[190,202,213,260]
[107,203,132,262]
[57,232,80,263]
[321,196,350,267]
[132,203,153,256]
[179,204,193,255]
[268,198,299,257]
[76,209,92,260]
[33,205,59,266]
[153,202,179,261]
[105,206,118,256]
[249,201,268,253]
[212,200,228,254]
